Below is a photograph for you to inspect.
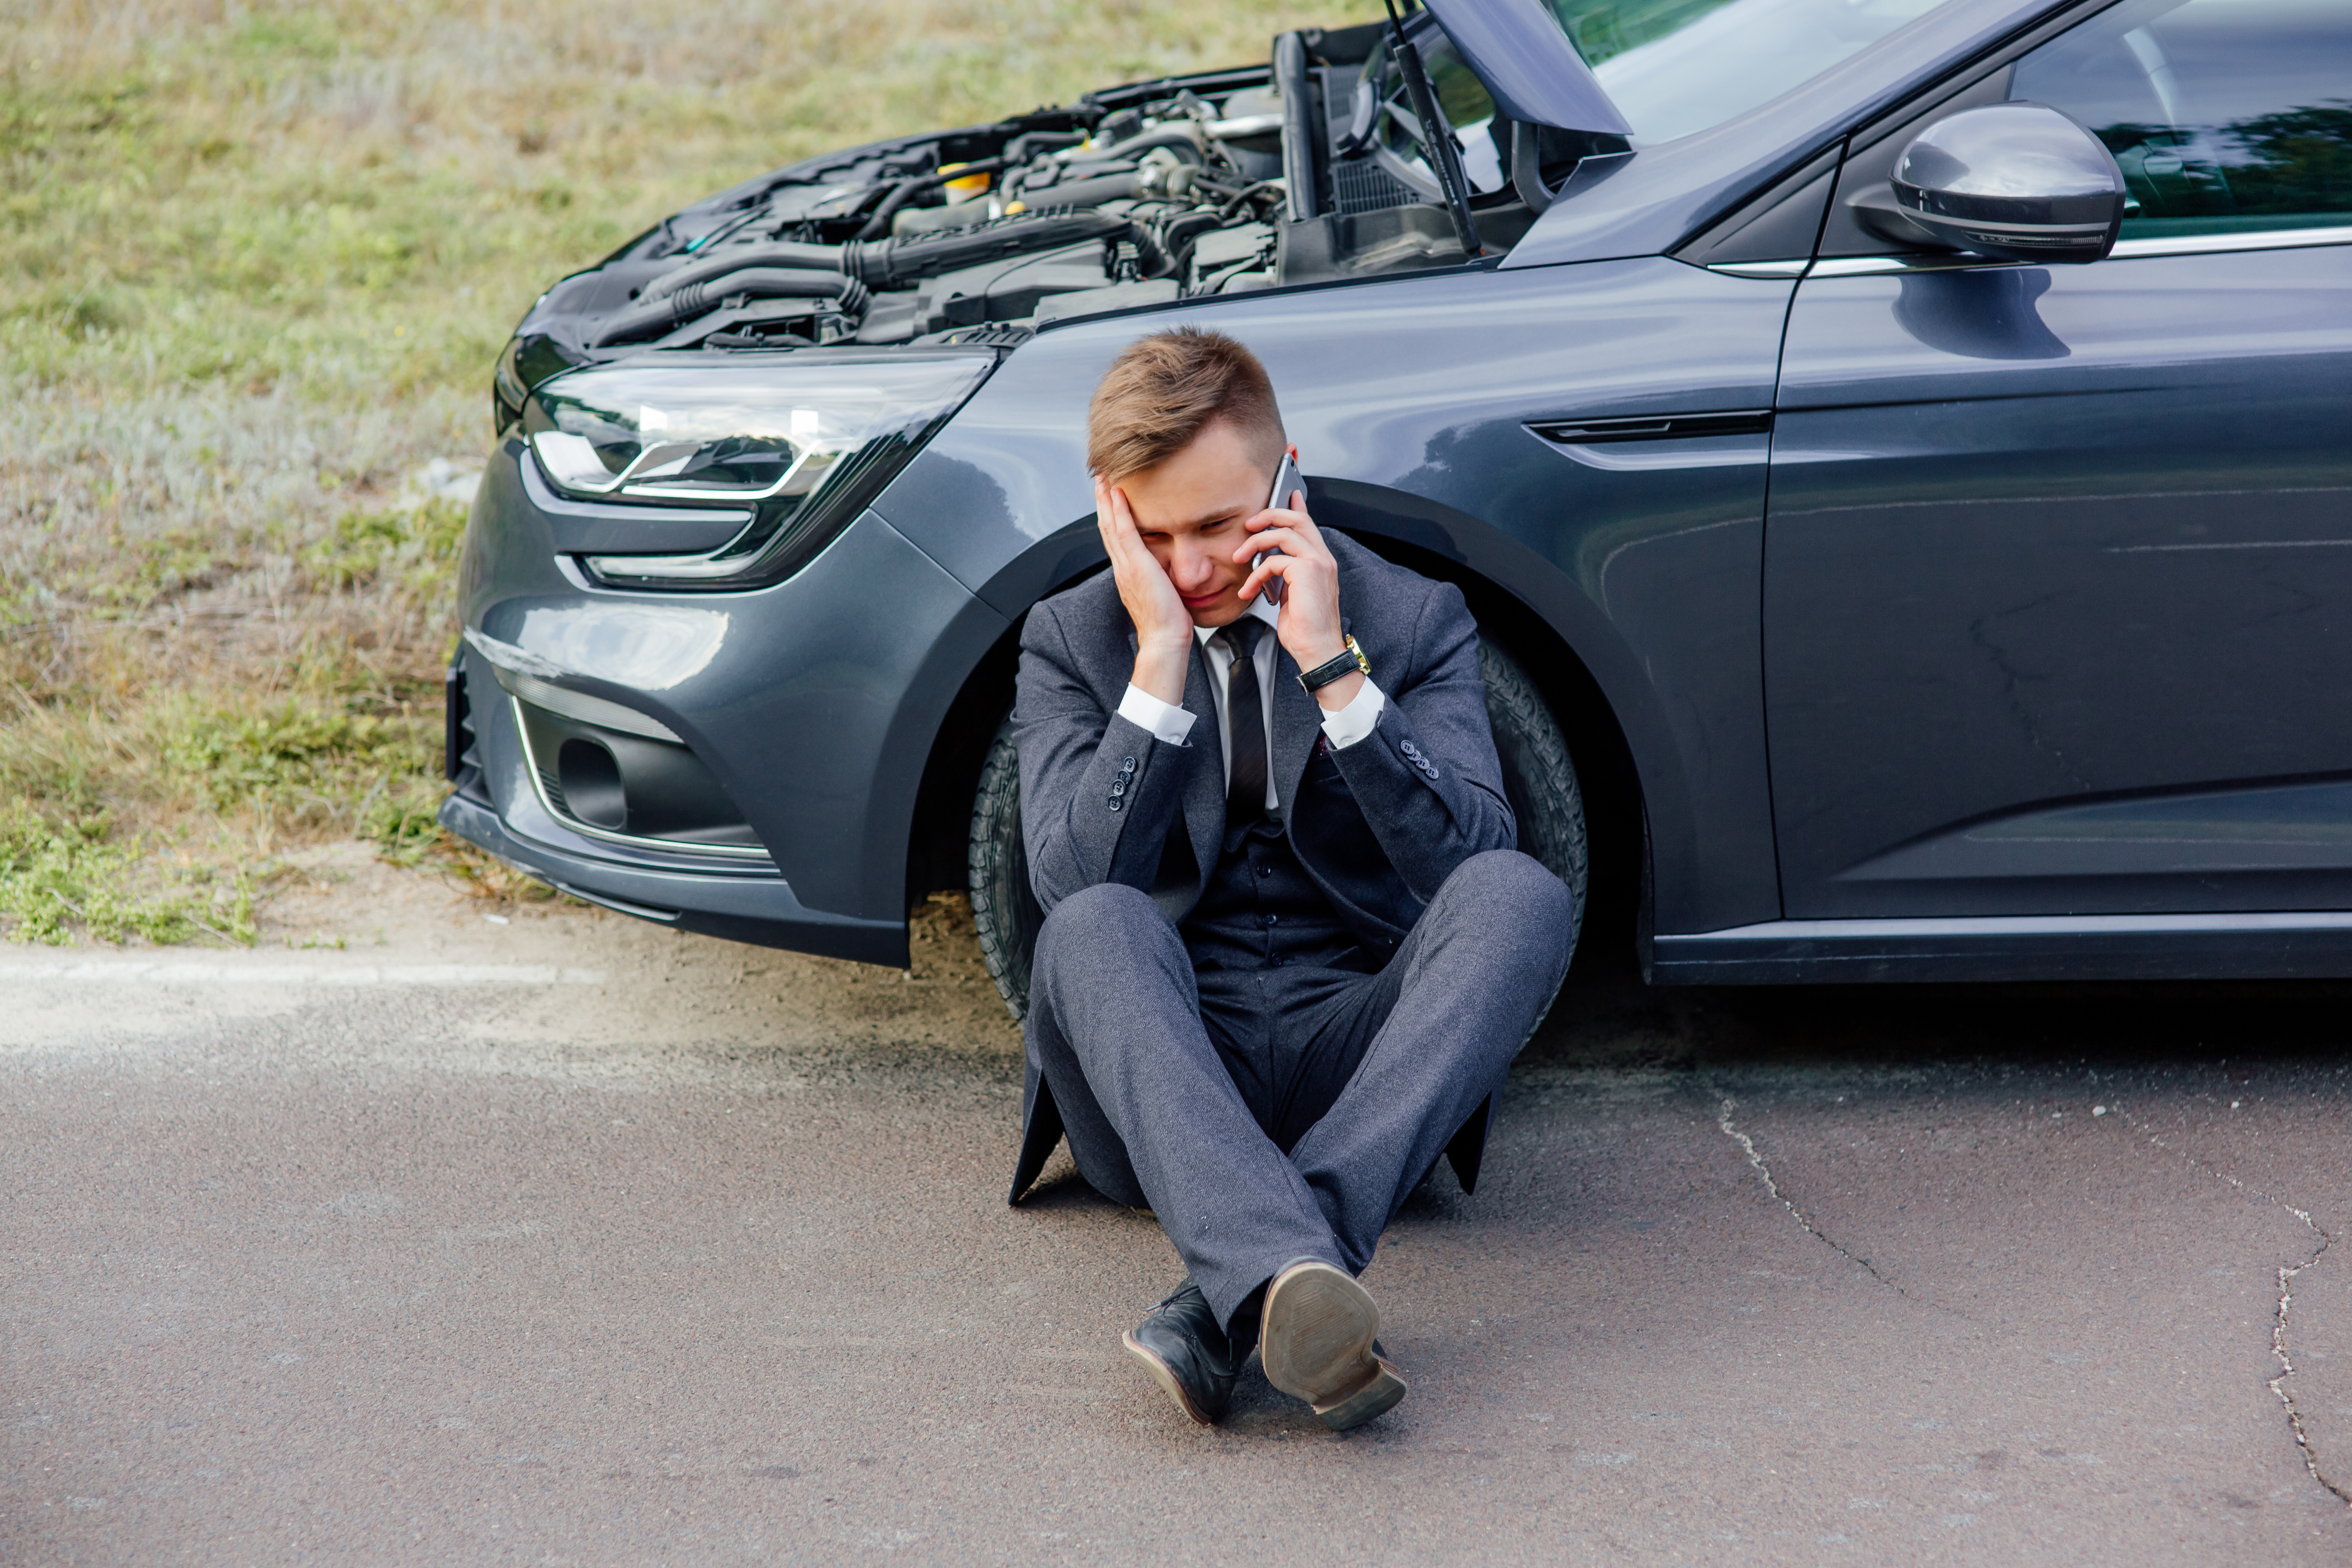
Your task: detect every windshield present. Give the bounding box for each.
[1546,0,1962,143]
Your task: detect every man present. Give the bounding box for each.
[1008,325,1573,1430]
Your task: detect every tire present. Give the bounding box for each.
[966,637,1588,1024]
[1477,638,1588,957]
[968,718,1046,1022]
[1477,638,1588,1042]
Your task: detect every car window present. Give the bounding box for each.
[1546,0,1960,145]
[2010,0,2352,240]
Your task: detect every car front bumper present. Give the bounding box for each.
[438,439,1014,968]
[437,787,904,964]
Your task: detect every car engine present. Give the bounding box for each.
[490,19,1624,430]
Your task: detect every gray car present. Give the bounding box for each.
[445,0,2352,1012]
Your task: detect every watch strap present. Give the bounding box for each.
[1297,635,1370,693]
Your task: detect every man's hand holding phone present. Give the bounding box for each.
[1237,448,1362,712]
[1254,452,1302,607]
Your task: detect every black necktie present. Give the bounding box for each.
[1213,619,1267,830]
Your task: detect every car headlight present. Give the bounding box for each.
[521,350,996,590]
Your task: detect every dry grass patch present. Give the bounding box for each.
[0,0,1356,942]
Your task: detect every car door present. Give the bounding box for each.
[1763,0,2352,921]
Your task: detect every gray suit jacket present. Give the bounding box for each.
[1008,530,1519,1202]
[1014,529,1516,948]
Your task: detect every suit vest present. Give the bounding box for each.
[1181,795,1365,973]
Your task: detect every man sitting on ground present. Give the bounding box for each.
[1007,325,1573,1429]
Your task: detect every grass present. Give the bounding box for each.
[0,798,253,944]
[0,0,1359,944]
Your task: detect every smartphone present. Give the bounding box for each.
[1255,452,1303,607]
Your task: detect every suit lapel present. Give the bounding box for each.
[1274,584,1358,822]
[1123,624,1221,894]
[1272,642,1319,825]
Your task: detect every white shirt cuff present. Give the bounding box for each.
[1116,683,1196,746]
[1317,677,1385,750]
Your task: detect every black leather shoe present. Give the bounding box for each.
[1121,1279,1239,1425]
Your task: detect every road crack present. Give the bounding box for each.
[2104,1096,2350,1509]
[1713,1094,1969,1320]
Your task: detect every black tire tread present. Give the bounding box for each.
[1477,638,1588,953]
[968,718,1039,1022]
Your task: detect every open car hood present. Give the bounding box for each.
[1421,0,1634,136]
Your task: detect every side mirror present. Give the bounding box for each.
[1889,102,2125,265]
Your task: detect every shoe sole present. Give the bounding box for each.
[1258,1262,1407,1430]
[1121,1330,1216,1426]
[1314,1356,1407,1431]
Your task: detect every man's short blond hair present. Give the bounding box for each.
[1086,325,1286,483]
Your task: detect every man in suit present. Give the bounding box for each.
[1008,326,1573,1430]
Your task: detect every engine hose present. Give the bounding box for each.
[1000,130,1086,165]
[593,269,864,347]
[1157,209,1227,261]
[853,156,1011,243]
[641,243,844,301]
[1085,126,1208,166]
[1014,171,1141,210]
[841,209,1133,286]
[1216,180,1288,223]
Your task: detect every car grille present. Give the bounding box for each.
[445,662,490,806]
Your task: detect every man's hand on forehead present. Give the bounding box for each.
[1097,474,1194,708]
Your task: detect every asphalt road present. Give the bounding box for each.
[7,876,2352,1565]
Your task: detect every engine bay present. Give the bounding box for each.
[492,18,1624,427]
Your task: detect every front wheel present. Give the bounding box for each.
[967,717,1045,1023]
[1477,637,1587,959]
[967,637,1588,1024]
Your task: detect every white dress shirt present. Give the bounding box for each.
[1113,595,1386,811]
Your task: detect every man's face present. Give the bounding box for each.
[1113,417,1279,628]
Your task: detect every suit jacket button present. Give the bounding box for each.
[1108,798,1121,812]
[1401,740,1422,760]
[1111,780,1126,797]
[1121,756,1136,773]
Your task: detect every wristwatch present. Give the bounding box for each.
[1297,635,1370,694]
